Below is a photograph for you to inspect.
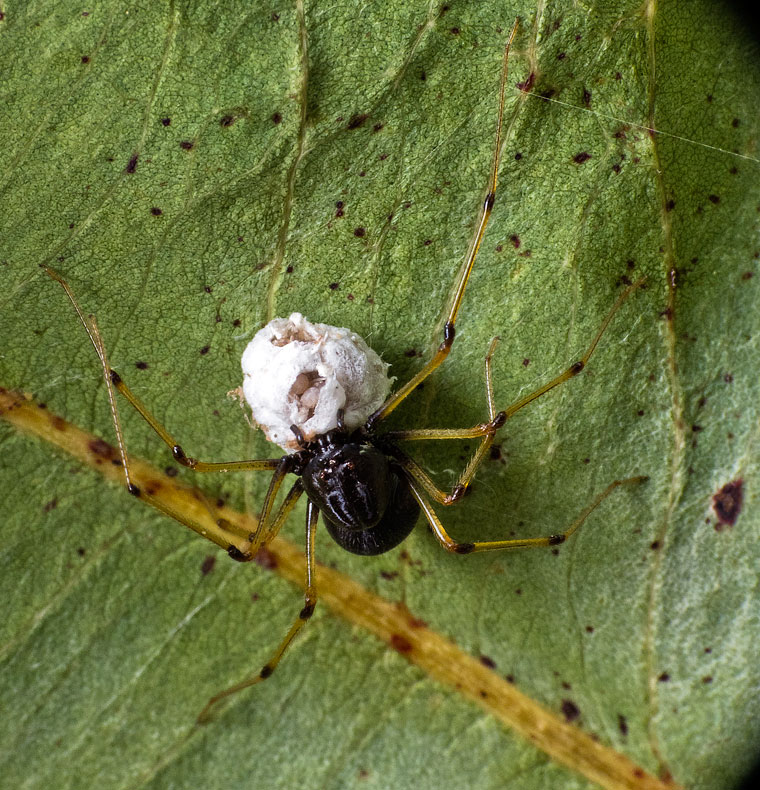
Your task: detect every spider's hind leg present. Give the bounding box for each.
[196,498,319,724]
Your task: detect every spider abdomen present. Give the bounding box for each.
[301,440,420,555]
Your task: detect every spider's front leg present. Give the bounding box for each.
[365,20,518,431]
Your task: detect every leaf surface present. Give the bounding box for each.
[1,2,759,789]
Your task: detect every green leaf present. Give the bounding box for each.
[1,2,759,789]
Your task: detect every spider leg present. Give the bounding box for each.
[383,277,644,447]
[365,20,519,429]
[43,265,281,477]
[197,498,319,724]
[382,337,502,505]
[405,474,648,555]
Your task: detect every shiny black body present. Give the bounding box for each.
[293,431,419,556]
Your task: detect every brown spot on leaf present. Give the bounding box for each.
[573,152,591,164]
[125,154,139,174]
[200,555,216,576]
[88,437,115,460]
[254,545,278,569]
[561,699,580,722]
[347,113,369,130]
[390,633,413,653]
[712,479,743,527]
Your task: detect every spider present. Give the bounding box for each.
[44,20,644,722]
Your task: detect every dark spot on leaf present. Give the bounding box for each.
[165,466,178,477]
[179,141,194,150]
[692,424,702,433]
[420,70,426,81]
[254,546,277,569]
[354,227,366,237]
[712,479,743,526]
[489,445,502,461]
[510,234,520,248]
[135,361,148,370]
[423,239,432,246]
[658,672,670,682]
[200,555,216,576]
[514,152,522,160]
[650,540,661,550]
[43,498,58,512]
[583,88,591,106]
[380,570,398,580]
[150,207,162,216]
[637,409,645,416]
[702,675,713,683]
[220,114,235,127]
[125,154,139,174]
[372,123,384,133]
[708,194,720,204]
[561,700,580,722]
[272,111,282,124]
[724,373,733,383]
[390,634,413,653]
[335,200,344,217]
[81,55,90,64]
[585,625,594,633]
[517,72,535,92]
[615,71,622,80]
[77,547,86,556]
[573,152,591,164]
[161,117,171,126]
[347,113,369,130]
[741,271,753,280]
[204,285,212,293]
[732,118,740,128]
[557,51,566,60]
[404,349,417,358]
[271,12,280,20]
[329,282,339,290]
[199,345,210,355]
[285,266,293,274]
[665,200,675,211]
[450,27,460,34]
[89,437,115,460]
[618,714,628,736]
